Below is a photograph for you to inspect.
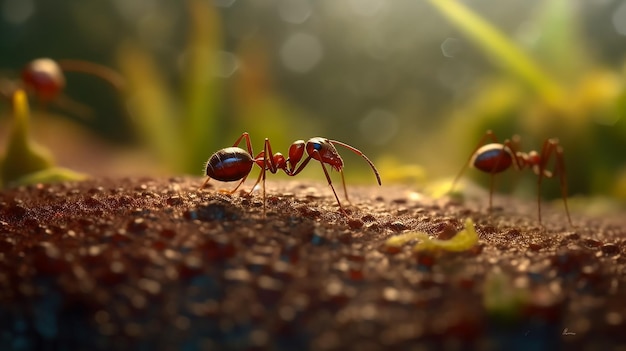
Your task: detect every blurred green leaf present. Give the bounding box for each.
[1,90,86,188]
[182,0,223,172]
[117,42,181,172]
[483,269,528,323]
[531,0,587,79]
[428,0,564,105]
[431,0,626,203]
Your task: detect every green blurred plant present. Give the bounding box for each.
[0,90,86,188]
[117,0,296,176]
[429,0,626,201]
[0,0,328,188]
[483,269,529,324]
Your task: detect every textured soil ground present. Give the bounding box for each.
[0,177,625,351]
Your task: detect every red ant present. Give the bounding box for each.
[200,132,382,216]
[2,58,124,115]
[450,130,572,226]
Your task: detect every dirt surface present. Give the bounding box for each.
[0,177,625,351]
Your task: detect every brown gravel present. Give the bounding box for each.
[0,177,625,351]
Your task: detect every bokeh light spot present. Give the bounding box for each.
[2,0,35,25]
[137,12,175,48]
[349,0,385,17]
[612,1,626,36]
[280,32,323,74]
[178,49,237,81]
[113,0,157,22]
[359,109,398,146]
[440,37,463,58]
[214,0,236,8]
[215,51,239,78]
[278,0,311,24]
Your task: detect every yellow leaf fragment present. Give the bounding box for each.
[385,231,430,248]
[384,218,479,253]
[415,218,478,252]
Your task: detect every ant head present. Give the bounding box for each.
[21,58,66,102]
[306,137,344,171]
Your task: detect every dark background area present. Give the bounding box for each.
[1,0,625,203]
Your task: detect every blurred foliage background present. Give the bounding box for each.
[1,0,625,209]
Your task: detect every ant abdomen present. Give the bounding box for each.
[205,147,254,182]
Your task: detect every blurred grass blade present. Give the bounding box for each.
[1,90,54,186]
[531,0,586,79]
[428,0,564,105]
[182,0,222,173]
[117,42,181,171]
[1,90,86,187]
[232,39,291,148]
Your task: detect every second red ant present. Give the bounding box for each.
[450,130,572,226]
[200,132,382,216]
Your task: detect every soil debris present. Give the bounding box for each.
[0,177,625,350]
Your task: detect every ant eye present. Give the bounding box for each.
[313,142,322,151]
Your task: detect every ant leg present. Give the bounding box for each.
[537,181,543,225]
[231,132,255,156]
[536,139,553,225]
[263,138,280,174]
[311,150,347,215]
[483,140,524,214]
[199,177,211,190]
[554,146,573,226]
[503,139,524,171]
[500,139,526,200]
[199,172,248,193]
[329,140,381,185]
[243,168,266,216]
[328,140,380,203]
[290,156,312,176]
[488,173,494,211]
[226,132,259,196]
[538,139,573,226]
[248,138,277,217]
[451,130,500,192]
[261,139,274,217]
[248,170,264,195]
[510,135,522,160]
[245,167,273,217]
[340,170,349,203]
[223,175,249,194]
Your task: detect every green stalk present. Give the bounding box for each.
[428,0,565,105]
[1,90,85,187]
[1,90,54,185]
[117,43,182,172]
[182,0,223,173]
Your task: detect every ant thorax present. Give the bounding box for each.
[516,150,542,175]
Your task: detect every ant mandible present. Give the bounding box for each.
[199,132,382,216]
[450,130,572,226]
